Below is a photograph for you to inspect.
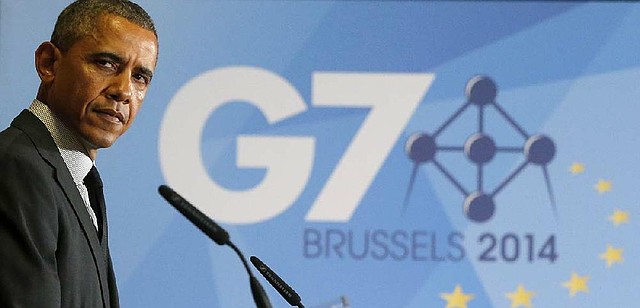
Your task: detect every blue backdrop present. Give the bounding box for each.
[2,1,639,307]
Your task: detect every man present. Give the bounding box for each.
[0,0,158,307]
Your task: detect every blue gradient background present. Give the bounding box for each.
[2,1,639,307]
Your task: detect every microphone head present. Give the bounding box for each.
[158,185,230,245]
[250,256,302,307]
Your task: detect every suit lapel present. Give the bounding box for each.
[12,110,111,306]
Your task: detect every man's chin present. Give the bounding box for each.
[79,134,117,151]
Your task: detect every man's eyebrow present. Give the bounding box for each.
[90,52,123,63]
[91,52,154,79]
[137,66,154,80]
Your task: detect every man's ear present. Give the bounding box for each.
[35,42,61,84]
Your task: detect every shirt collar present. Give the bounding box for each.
[28,99,94,185]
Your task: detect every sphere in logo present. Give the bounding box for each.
[465,75,497,106]
[463,191,495,223]
[525,134,555,165]
[406,133,437,163]
[464,133,496,164]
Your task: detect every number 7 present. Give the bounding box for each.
[306,72,435,222]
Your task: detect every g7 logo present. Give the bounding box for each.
[159,66,434,224]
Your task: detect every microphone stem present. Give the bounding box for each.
[228,242,272,308]
[228,242,252,276]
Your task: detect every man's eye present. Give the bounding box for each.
[133,74,149,85]
[97,60,115,69]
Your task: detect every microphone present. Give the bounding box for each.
[158,185,229,245]
[250,256,304,308]
[158,185,272,308]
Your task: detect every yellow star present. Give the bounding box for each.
[506,284,535,308]
[563,272,589,297]
[599,245,624,268]
[609,209,629,226]
[440,285,474,308]
[594,179,612,194]
[569,162,585,174]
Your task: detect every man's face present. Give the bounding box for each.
[44,14,158,151]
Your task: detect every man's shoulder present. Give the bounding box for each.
[0,122,39,160]
[0,123,58,210]
[0,112,54,172]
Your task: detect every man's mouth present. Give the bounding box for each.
[95,108,125,124]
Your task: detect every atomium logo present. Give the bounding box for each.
[404,75,556,223]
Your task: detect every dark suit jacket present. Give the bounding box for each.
[0,110,119,307]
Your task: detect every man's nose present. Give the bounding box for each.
[107,72,133,103]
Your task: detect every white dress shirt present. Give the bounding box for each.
[28,99,99,230]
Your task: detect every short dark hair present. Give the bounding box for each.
[51,0,157,52]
